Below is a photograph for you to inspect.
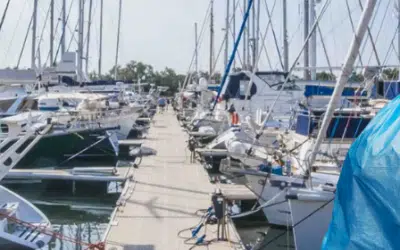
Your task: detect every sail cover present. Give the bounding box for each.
[322,95,400,249]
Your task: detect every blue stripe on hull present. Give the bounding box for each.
[38,107,59,111]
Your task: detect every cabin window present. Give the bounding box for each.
[239,80,250,96]
[0,124,8,133]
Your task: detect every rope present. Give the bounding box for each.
[0,211,105,249]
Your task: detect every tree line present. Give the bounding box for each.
[89,60,400,94]
[88,60,224,95]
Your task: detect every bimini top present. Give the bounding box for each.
[322,94,400,249]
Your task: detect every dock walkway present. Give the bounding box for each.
[104,110,243,250]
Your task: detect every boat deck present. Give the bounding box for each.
[104,110,244,250]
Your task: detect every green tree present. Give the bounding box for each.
[382,68,399,80]
[349,71,364,82]
[316,71,336,81]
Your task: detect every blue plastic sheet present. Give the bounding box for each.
[322,95,400,249]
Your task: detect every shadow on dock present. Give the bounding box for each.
[109,245,154,250]
[135,180,209,195]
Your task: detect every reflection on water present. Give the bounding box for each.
[41,205,109,250]
[6,187,116,250]
[232,201,294,250]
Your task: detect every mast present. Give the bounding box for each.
[85,0,93,75]
[224,0,230,70]
[31,0,38,69]
[398,0,400,80]
[283,0,289,71]
[114,0,122,80]
[309,0,317,80]
[209,0,215,80]
[251,0,256,69]
[77,0,84,83]
[61,0,66,56]
[98,0,103,77]
[195,22,199,79]
[303,0,310,80]
[50,0,54,65]
[308,0,377,170]
[256,0,260,71]
[232,0,236,69]
[246,0,251,69]
[243,0,247,70]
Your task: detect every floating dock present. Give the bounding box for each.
[2,167,133,196]
[4,167,129,182]
[104,111,246,250]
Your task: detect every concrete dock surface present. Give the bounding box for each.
[104,110,244,250]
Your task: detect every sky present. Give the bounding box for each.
[0,0,398,75]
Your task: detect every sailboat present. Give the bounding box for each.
[0,118,52,249]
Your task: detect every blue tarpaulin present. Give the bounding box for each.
[322,95,400,249]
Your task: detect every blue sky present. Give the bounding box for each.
[0,0,398,74]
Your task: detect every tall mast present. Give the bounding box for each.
[303,0,310,80]
[195,22,199,78]
[242,0,247,70]
[98,0,103,77]
[283,0,289,71]
[77,0,84,83]
[232,0,236,69]
[50,0,54,65]
[85,0,93,75]
[61,0,66,56]
[251,0,256,69]
[31,0,38,69]
[246,0,251,69]
[308,0,377,170]
[224,0,230,70]
[209,0,215,80]
[114,0,122,80]
[256,0,260,71]
[309,0,317,80]
[398,0,400,80]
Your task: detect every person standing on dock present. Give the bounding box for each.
[158,96,166,113]
[166,98,170,110]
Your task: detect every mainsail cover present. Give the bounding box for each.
[322,95,400,249]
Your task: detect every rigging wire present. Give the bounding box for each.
[263,0,284,70]
[34,1,52,70]
[82,0,99,73]
[345,0,364,67]
[43,0,78,67]
[54,0,76,64]
[0,0,11,34]
[358,0,384,63]
[4,0,28,64]
[366,0,391,66]
[382,26,400,65]
[17,9,33,68]
[356,0,381,66]
[317,23,334,76]
[180,1,212,91]
[212,0,253,75]
[259,0,278,70]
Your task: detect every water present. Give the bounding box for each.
[38,205,110,250]
[5,185,117,250]
[233,206,295,250]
